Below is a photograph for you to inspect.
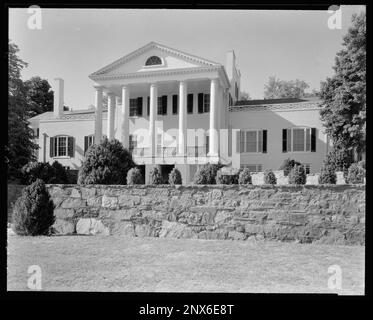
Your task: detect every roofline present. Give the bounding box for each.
[89,41,221,77]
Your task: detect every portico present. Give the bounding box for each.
[91,76,228,165]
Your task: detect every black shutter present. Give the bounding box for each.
[262,130,267,153]
[198,93,204,113]
[137,97,143,116]
[84,136,88,153]
[172,95,178,114]
[147,96,150,116]
[282,129,287,152]
[311,128,316,152]
[162,95,167,115]
[50,137,55,157]
[68,137,74,157]
[187,94,193,114]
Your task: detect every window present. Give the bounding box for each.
[172,95,178,115]
[50,136,74,158]
[304,164,311,174]
[198,93,210,113]
[282,128,316,152]
[84,135,95,153]
[187,94,193,114]
[156,133,162,156]
[237,130,267,153]
[129,135,137,152]
[235,83,239,100]
[229,93,233,106]
[145,56,162,66]
[240,164,262,173]
[129,98,143,117]
[157,96,167,115]
[204,94,210,113]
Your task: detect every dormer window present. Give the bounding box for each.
[145,56,162,66]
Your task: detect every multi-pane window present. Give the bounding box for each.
[157,96,167,115]
[50,136,74,158]
[237,130,267,153]
[283,128,314,152]
[129,98,143,117]
[304,164,311,174]
[204,94,210,112]
[145,56,162,66]
[293,129,305,152]
[57,136,67,156]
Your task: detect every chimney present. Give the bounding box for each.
[226,50,236,82]
[53,78,64,117]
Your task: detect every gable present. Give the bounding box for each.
[91,42,220,77]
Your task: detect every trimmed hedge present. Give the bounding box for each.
[289,164,306,185]
[78,138,134,185]
[279,158,301,176]
[193,163,222,185]
[168,168,182,185]
[347,163,365,184]
[319,165,337,184]
[127,167,144,185]
[21,161,69,185]
[12,179,55,236]
[238,168,252,185]
[149,166,162,185]
[216,171,239,185]
[264,169,277,185]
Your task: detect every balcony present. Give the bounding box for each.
[130,145,212,165]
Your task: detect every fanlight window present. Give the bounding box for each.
[145,56,162,66]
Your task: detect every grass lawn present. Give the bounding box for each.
[7,234,364,294]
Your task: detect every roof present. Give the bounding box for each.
[28,108,101,122]
[235,97,321,106]
[90,41,221,77]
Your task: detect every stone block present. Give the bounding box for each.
[52,219,75,235]
[61,198,87,209]
[159,221,196,238]
[76,218,110,235]
[87,196,102,207]
[228,231,246,240]
[251,172,264,185]
[306,174,320,185]
[54,208,75,219]
[102,195,118,209]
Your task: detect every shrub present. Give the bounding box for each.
[193,163,222,185]
[149,166,162,185]
[21,161,69,185]
[216,171,239,185]
[127,167,143,185]
[323,147,354,177]
[358,160,366,170]
[168,168,182,185]
[288,164,306,185]
[238,168,252,185]
[318,165,337,184]
[279,158,301,176]
[78,138,134,185]
[264,169,277,185]
[12,179,55,236]
[347,163,365,184]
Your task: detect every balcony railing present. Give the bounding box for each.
[131,146,207,158]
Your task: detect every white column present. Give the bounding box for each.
[94,85,103,144]
[121,86,130,148]
[209,78,219,156]
[107,93,115,140]
[149,83,158,157]
[178,81,187,156]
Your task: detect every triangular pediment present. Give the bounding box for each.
[90,42,220,77]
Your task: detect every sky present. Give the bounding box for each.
[9,6,365,109]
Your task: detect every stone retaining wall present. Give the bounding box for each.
[47,184,365,245]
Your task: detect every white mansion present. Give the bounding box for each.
[29,41,330,184]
